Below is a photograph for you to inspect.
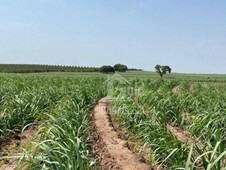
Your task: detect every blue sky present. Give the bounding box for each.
[0,0,226,73]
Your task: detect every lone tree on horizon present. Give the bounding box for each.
[155,65,171,78]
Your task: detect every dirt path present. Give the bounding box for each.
[93,97,151,170]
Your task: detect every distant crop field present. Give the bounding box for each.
[118,71,226,82]
[34,70,226,82]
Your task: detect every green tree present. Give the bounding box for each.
[113,64,128,72]
[155,65,171,78]
[99,65,115,73]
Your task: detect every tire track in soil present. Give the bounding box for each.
[93,97,151,170]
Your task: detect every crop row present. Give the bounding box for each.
[110,79,226,169]
[0,74,106,169]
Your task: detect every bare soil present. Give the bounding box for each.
[182,112,196,123]
[167,124,206,169]
[172,84,195,93]
[167,124,196,145]
[189,84,195,92]
[172,86,180,94]
[0,127,36,170]
[93,97,151,170]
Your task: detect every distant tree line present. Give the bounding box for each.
[127,68,143,71]
[0,64,99,73]
[0,64,143,73]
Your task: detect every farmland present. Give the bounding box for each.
[0,74,106,169]
[0,73,226,170]
[111,79,226,169]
